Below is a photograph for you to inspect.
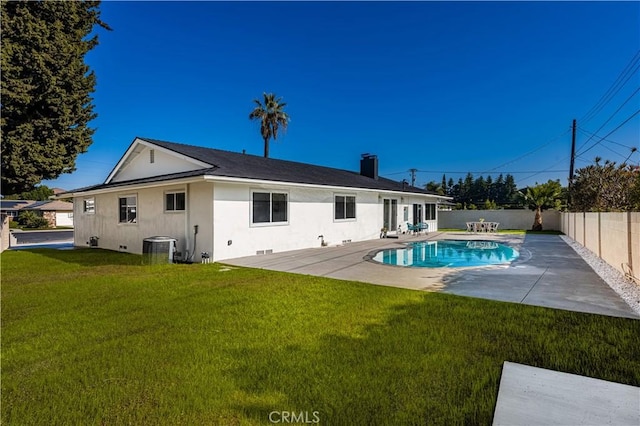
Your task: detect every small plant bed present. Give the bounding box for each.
[2,249,638,425]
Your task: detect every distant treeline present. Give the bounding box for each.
[425,173,522,209]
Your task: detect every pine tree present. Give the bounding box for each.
[1,1,110,194]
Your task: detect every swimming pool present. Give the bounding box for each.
[372,240,519,268]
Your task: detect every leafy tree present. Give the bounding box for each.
[521,180,562,231]
[448,172,522,209]
[249,92,290,158]
[1,1,110,194]
[441,174,449,196]
[570,158,639,211]
[3,185,54,201]
[425,180,445,195]
[470,176,487,205]
[483,199,497,210]
[16,210,49,229]
[485,175,495,201]
[503,174,519,206]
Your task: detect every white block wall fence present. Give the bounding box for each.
[560,212,640,282]
[438,209,561,231]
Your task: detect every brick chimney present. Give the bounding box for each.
[360,154,378,180]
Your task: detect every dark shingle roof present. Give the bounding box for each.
[70,137,442,196]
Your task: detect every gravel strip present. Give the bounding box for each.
[561,235,640,316]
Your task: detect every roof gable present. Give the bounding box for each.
[106,137,213,184]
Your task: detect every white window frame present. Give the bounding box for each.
[250,189,289,226]
[334,194,356,221]
[118,194,138,224]
[164,191,186,212]
[83,198,95,214]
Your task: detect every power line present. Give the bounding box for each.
[577,128,636,150]
[479,129,571,174]
[576,108,640,158]
[575,86,640,154]
[580,50,640,125]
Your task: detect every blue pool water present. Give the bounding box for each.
[373,240,519,268]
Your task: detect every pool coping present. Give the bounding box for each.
[363,238,526,269]
[224,232,638,319]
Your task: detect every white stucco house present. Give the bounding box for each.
[64,137,450,262]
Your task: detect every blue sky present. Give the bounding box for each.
[44,1,640,191]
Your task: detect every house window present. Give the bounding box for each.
[83,198,95,214]
[150,149,155,164]
[413,203,423,224]
[119,196,137,223]
[252,191,288,224]
[425,203,437,220]
[335,195,356,220]
[165,192,186,211]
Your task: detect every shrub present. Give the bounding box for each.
[17,211,49,228]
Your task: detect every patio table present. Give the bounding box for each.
[466,221,499,233]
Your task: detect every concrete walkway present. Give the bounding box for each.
[224,232,638,319]
[493,362,640,425]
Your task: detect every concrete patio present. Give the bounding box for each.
[493,362,640,426]
[224,232,638,319]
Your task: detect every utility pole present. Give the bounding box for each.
[568,119,577,208]
[409,168,417,187]
[569,119,576,183]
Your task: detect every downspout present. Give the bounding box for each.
[184,183,190,261]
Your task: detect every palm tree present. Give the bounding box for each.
[249,93,290,158]
[521,181,562,231]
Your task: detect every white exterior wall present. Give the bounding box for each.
[55,211,74,227]
[211,182,380,261]
[400,195,439,235]
[73,179,442,262]
[187,181,214,261]
[74,184,196,255]
[210,182,441,261]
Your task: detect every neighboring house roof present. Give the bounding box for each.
[0,200,36,211]
[67,137,447,198]
[24,200,73,211]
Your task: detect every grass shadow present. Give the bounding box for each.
[227,292,640,425]
[4,247,143,267]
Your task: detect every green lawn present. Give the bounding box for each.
[2,249,638,425]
